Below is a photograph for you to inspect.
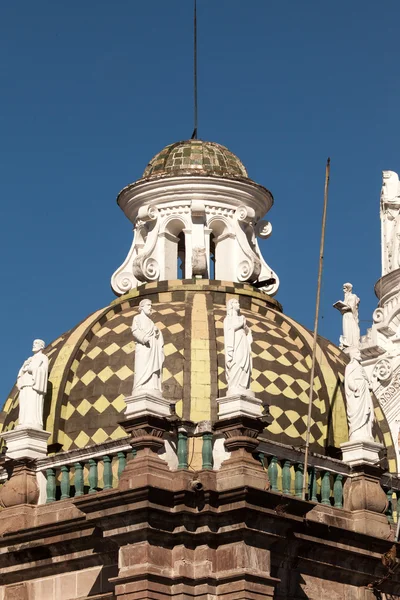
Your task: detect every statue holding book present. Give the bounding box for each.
[333,283,360,350]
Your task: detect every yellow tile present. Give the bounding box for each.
[96,326,111,339]
[121,342,134,354]
[116,365,133,381]
[80,339,89,353]
[77,399,92,416]
[74,431,90,448]
[65,402,75,420]
[109,425,128,440]
[87,346,102,360]
[169,323,184,334]
[114,323,129,334]
[164,343,178,357]
[98,366,114,383]
[158,292,172,303]
[80,370,97,386]
[112,395,127,412]
[175,400,183,418]
[104,342,120,356]
[93,395,110,414]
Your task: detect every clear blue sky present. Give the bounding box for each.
[1,1,399,402]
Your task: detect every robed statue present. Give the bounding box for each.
[381,170,400,274]
[17,339,49,429]
[131,299,164,396]
[333,283,360,350]
[344,348,374,442]
[224,299,253,396]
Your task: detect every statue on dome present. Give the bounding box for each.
[381,170,400,274]
[344,348,375,441]
[224,299,253,396]
[333,283,360,350]
[16,339,49,430]
[131,299,164,396]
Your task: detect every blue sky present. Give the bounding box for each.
[1,1,399,401]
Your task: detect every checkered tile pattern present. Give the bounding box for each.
[0,280,396,469]
[142,140,248,180]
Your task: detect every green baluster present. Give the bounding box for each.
[74,462,84,497]
[333,474,343,508]
[202,433,213,470]
[131,448,137,459]
[117,451,126,481]
[46,468,56,503]
[321,471,331,505]
[282,460,291,495]
[103,455,113,490]
[177,431,188,470]
[386,489,394,523]
[88,458,98,494]
[294,463,303,498]
[60,465,70,500]
[308,467,318,502]
[268,456,279,491]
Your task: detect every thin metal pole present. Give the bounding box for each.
[302,158,331,500]
[193,0,198,139]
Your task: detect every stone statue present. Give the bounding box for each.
[381,170,400,274]
[16,339,49,429]
[131,299,164,396]
[344,348,374,442]
[224,299,253,396]
[333,283,360,350]
[192,246,207,278]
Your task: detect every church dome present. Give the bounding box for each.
[142,140,249,180]
[1,280,396,470]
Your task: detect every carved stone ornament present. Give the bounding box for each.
[224,299,253,396]
[111,175,280,295]
[132,206,160,282]
[16,339,48,430]
[131,299,164,397]
[372,358,393,383]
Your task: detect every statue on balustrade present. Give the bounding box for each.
[344,348,375,442]
[333,283,360,350]
[224,299,253,396]
[131,299,164,396]
[16,339,49,430]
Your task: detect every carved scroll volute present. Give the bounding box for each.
[234,206,261,283]
[255,220,272,239]
[132,205,161,282]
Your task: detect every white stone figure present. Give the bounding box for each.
[224,299,253,396]
[381,170,400,275]
[192,246,207,278]
[334,283,360,350]
[16,339,49,430]
[345,348,375,442]
[131,299,164,396]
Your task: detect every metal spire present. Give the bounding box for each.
[191,0,198,139]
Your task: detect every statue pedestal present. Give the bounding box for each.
[217,392,263,420]
[124,391,171,419]
[340,438,383,467]
[1,427,50,460]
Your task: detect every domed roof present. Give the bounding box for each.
[142,140,249,180]
[0,280,396,470]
